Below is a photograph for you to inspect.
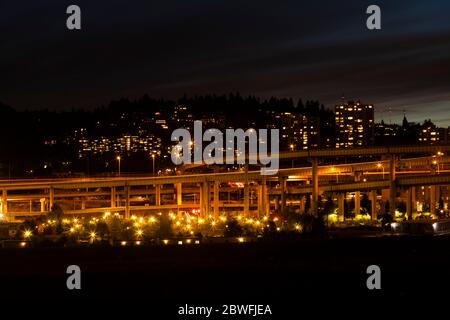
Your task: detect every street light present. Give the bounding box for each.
[116,156,121,176]
[432,159,440,174]
[435,152,443,173]
[151,154,156,176]
[331,167,339,183]
[377,162,385,179]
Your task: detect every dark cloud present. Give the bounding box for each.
[1,0,449,125]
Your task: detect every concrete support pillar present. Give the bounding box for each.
[436,186,441,208]
[369,190,376,219]
[49,187,54,211]
[125,185,130,219]
[155,185,161,206]
[264,181,270,217]
[200,182,210,217]
[431,185,437,215]
[406,187,413,220]
[206,182,211,216]
[338,192,345,222]
[353,171,361,217]
[199,183,204,216]
[257,182,264,218]
[447,186,450,210]
[355,191,361,217]
[389,155,397,217]
[40,198,46,212]
[381,189,389,214]
[424,185,430,204]
[111,187,116,208]
[176,183,182,206]
[370,190,377,220]
[213,181,219,220]
[1,190,7,215]
[257,184,262,215]
[244,182,250,217]
[411,186,417,212]
[280,176,286,214]
[258,177,268,218]
[299,195,306,214]
[312,158,319,216]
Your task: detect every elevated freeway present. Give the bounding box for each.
[1,145,449,221]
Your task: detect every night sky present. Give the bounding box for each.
[1,0,450,125]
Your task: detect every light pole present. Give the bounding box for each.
[116,156,121,176]
[151,154,156,176]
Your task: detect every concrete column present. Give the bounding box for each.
[176,183,182,206]
[353,171,361,217]
[299,195,306,214]
[111,187,116,208]
[40,198,46,212]
[312,158,319,216]
[200,182,210,217]
[257,182,266,218]
[49,187,54,211]
[381,189,389,214]
[424,185,430,204]
[1,190,7,215]
[258,177,268,217]
[257,184,262,216]
[244,182,250,217]
[213,181,219,220]
[370,190,377,220]
[431,185,437,215]
[389,155,397,217]
[355,191,361,217]
[155,185,161,206]
[338,193,345,222]
[436,186,441,209]
[125,185,130,219]
[206,182,211,216]
[447,186,450,210]
[280,176,286,214]
[406,187,413,220]
[411,186,417,212]
[199,183,204,216]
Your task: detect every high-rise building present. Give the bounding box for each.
[280,112,320,150]
[335,100,374,148]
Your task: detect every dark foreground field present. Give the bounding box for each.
[1,236,449,318]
